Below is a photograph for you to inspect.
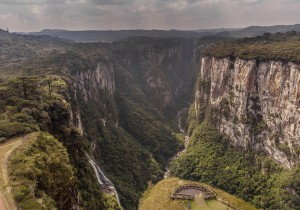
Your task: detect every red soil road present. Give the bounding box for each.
[0,136,28,210]
[0,192,8,210]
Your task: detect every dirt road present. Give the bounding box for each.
[0,136,27,210]
[0,193,8,210]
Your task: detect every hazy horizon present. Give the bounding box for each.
[24,23,300,33]
[0,0,299,32]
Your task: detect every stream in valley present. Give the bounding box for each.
[164,106,190,178]
[86,104,189,209]
[86,154,123,209]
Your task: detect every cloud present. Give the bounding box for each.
[0,0,69,5]
[230,0,264,3]
[89,0,135,6]
[0,0,299,32]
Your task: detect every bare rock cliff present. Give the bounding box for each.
[196,56,300,167]
[75,61,115,101]
[68,61,116,134]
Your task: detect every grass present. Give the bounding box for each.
[190,199,232,210]
[139,178,187,210]
[139,177,257,210]
[206,199,230,209]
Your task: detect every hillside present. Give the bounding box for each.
[139,178,257,210]
[204,31,300,63]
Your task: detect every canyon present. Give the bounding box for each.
[0,30,299,209]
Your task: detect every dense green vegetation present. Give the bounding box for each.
[8,132,78,209]
[204,31,300,63]
[170,122,300,210]
[0,76,116,209]
[0,76,66,139]
[79,96,167,209]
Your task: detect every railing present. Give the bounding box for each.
[171,184,216,200]
[171,184,238,210]
[171,193,194,200]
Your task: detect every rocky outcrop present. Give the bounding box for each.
[112,39,197,113]
[141,46,182,111]
[68,61,115,135]
[196,56,300,168]
[69,88,84,135]
[75,62,115,101]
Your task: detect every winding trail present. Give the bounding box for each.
[0,136,27,210]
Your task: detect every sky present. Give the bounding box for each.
[0,0,299,32]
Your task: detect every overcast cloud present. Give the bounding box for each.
[0,0,299,32]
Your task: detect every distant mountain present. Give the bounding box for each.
[26,24,300,43]
[28,29,208,42]
[193,28,241,33]
[216,24,300,37]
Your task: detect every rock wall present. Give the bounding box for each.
[69,88,84,135]
[112,38,197,113]
[75,62,115,101]
[196,56,300,168]
[141,46,181,110]
[68,61,116,135]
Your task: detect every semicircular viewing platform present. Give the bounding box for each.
[171,184,216,200]
[171,184,236,209]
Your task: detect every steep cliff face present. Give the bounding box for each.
[142,46,180,110]
[196,56,300,167]
[75,61,115,100]
[64,42,186,209]
[69,61,115,135]
[111,38,198,114]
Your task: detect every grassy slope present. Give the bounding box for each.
[139,177,257,210]
[204,32,300,63]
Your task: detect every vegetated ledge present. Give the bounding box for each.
[139,177,257,210]
[203,31,300,64]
